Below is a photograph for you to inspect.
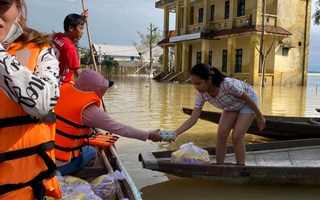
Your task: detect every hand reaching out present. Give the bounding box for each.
[148,129,162,142]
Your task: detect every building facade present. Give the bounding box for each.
[156,0,311,85]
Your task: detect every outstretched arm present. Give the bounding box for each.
[83,104,162,142]
[173,106,202,139]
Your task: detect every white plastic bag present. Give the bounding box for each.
[171,142,210,164]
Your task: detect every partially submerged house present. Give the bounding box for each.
[92,44,141,74]
[156,0,311,85]
[93,44,140,62]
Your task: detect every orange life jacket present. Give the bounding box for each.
[0,42,61,200]
[54,83,101,162]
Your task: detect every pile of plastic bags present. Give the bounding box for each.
[47,171,125,200]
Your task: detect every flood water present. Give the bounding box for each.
[103,73,320,200]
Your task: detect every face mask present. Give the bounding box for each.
[1,21,23,47]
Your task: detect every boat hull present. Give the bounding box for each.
[182,107,320,140]
[139,138,320,185]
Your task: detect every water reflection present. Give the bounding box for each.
[104,74,320,200]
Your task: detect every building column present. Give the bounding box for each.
[181,42,189,77]
[254,0,262,26]
[183,0,190,35]
[228,0,235,29]
[175,2,180,35]
[251,35,260,86]
[164,7,170,39]
[203,0,210,31]
[227,37,236,75]
[201,40,209,64]
[174,43,182,72]
[163,46,169,74]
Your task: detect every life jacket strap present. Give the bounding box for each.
[0,141,55,163]
[56,114,88,129]
[56,129,90,140]
[0,141,57,200]
[0,112,56,128]
[54,144,83,152]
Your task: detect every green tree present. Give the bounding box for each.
[135,23,163,73]
[101,56,119,78]
[78,46,89,67]
[158,54,164,66]
[313,0,320,25]
[136,23,162,45]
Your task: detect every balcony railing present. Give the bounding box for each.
[212,20,230,30]
[234,16,249,27]
[187,24,204,34]
[264,14,277,27]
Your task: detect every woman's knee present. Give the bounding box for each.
[217,130,229,142]
[232,132,245,146]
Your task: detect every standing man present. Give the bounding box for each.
[52,10,88,85]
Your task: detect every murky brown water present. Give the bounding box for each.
[103,73,320,200]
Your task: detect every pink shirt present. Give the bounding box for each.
[195,77,254,111]
[82,104,150,141]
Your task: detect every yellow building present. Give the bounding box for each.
[156,0,311,86]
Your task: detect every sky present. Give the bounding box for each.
[26,0,320,72]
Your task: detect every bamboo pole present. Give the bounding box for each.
[81,0,107,111]
[81,0,98,72]
[80,1,124,199]
[98,148,124,199]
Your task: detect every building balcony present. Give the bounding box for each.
[211,20,231,30]
[264,14,277,27]
[155,0,176,8]
[234,16,250,28]
[187,23,204,34]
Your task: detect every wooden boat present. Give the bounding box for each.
[182,107,320,140]
[139,138,320,185]
[72,146,142,200]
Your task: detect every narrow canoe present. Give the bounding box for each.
[72,146,142,200]
[182,107,320,140]
[139,138,320,185]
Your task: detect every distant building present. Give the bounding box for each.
[136,44,163,64]
[92,44,141,75]
[92,44,140,62]
[156,0,311,86]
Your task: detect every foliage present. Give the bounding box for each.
[313,0,320,25]
[136,23,162,46]
[101,56,119,78]
[158,54,163,65]
[78,46,90,66]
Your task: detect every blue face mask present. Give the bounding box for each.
[1,21,23,47]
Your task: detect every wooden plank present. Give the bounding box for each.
[140,151,160,170]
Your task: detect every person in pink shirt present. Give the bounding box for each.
[55,69,162,175]
[52,11,88,85]
[172,63,266,165]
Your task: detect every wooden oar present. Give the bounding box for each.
[81,0,98,72]
[98,148,124,199]
[80,1,124,199]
